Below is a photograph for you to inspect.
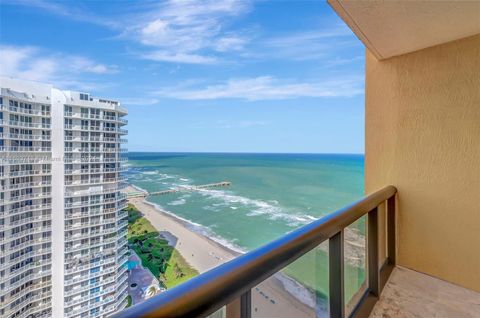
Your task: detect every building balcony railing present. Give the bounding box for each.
[64,147,124,153]
[65,207,119,219]
[64,136,127,143]
[3,133,51,140]
[63,157,127,164]
[65,285,116,307]
[64,186,125,197]
[64,276,116,297]
[1,290,52,314]
[112,185,398,318]
[7,121,51,129]
[117,210,128,219]
[64,218,117,230]
[65,237,118,254]
[65,228,117,243]
[64,265,116,286]
[2,227,52,243]
[3,269,52,293]
[64,178,121,186]
[0,282,51,312]
[7,203,51,216]
[64,295,115,318]
[14,302,52,318]
[115,285,130,305]
[7,106,50,117]
[64,255,117,275]
[4,170,51,178]
[116,255,129,270]
[0,237,50,256]
[1,180,50,191]
[2,214,51,230]
[0,146,51,152]
[0,259,49,284]
[4,192,51,204]
[65,167,126,175]
[64,124,127,134]
[64,200,100,208]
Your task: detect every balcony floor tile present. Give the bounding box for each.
[370,266,480,318]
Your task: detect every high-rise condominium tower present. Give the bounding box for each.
[0,77,129,318]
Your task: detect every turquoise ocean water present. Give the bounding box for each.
[126,152,366,312]
[126,152,364,252]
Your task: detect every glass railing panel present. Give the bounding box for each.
[344,215,367,316]
[251,241,329,318]
[208,306,226,318]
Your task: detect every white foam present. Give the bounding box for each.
[168,198,186,206]
[131,184,148,194]
[274,272,316,308]
[196,188,317,227]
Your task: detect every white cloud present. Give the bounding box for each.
[4,0,118,28]
[253,27,359,61]
[0,45,118,88]
[6,1,361,65]
[124,0,251,64]
[141,51,217,64]
[214,35,248,52]
[153,76,363,101]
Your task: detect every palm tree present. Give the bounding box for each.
[146,285,157,297]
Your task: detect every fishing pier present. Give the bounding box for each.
[127,181,231,198]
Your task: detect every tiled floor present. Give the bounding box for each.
[370,266,480,318]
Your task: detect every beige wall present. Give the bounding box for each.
[365,34,480,292]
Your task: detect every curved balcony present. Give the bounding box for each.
[8,121,50,129]
[64,276,116,297]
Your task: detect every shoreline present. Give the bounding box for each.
[125,185,320,318]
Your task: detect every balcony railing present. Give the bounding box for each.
[0,146,51,152]
[113,185,397,318]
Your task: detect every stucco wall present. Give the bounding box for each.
[365,34,480,292]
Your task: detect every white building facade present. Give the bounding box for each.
[0,77,129,318]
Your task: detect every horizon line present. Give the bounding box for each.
[126,151,365,155]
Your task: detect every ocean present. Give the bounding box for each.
[126,152,366,307]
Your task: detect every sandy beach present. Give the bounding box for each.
[126,185,318,318]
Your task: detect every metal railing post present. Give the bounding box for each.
[226,290,251,318]
[368,207,379,297]
[329,230,345,318]
[387,196,396,265]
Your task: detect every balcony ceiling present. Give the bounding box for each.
[328,0,480,59]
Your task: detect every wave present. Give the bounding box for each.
[168,198,186,206]
[274,273,316,308]
[131,184,149,193]
[196,188,317,227]
[142,171,157,175]
[142,190,327,313]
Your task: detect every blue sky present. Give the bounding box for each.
[0,0,365,153]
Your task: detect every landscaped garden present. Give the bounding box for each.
[126,204,199,289]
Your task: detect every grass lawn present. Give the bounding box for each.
[126,203,199,289]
